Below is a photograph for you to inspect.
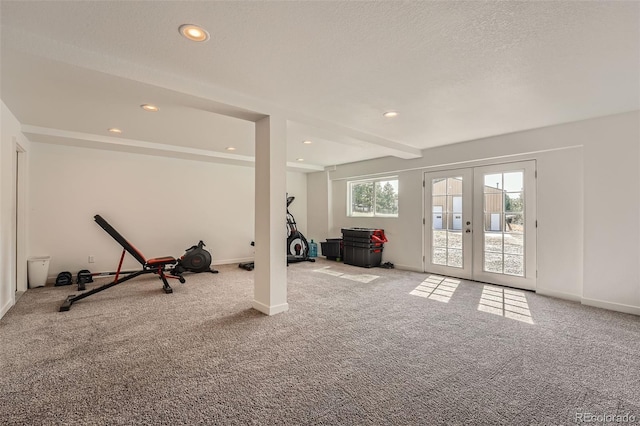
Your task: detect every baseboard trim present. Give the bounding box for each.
[581,297,640,316]
[393,264,423,273]
[1,298,14,319]
[536,288,581,302]
[252,300,289,316]
[214,257,253,266]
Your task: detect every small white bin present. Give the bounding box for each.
[27,256,51,288]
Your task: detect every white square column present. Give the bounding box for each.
[253,115,288,315]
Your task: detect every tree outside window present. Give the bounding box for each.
[351,182,373,213]
[375,181,398,215]
[349,178,398,217]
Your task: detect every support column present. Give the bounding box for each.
[253,115,288,315]
[307,170,333,241]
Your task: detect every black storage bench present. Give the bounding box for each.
[341,228,387,268]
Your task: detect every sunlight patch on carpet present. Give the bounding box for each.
[341,274,380,283]
[313,266,379,283]
[478,285,534,324]
[313,267,344,277]
[410,275,460,303]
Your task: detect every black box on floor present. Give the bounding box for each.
[341,228,379,239]
[343,245,383,268]
[321,238,343,260]
[343,239,381,247]
[343,240,383,249]
[342,235,374,244]
[342,228,387,243]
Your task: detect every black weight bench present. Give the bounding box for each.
[60,215,185,311]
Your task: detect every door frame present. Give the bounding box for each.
[423,168,474,279]
[472,160,537,290]
[423,160,537,291]
[14,138,28,293]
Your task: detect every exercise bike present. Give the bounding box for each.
[286,195,315,264]
[239,195,315,271]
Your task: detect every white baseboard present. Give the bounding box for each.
[1,298,14,319]
[214,257,253,266]
[252,300,289,316]
[536,288,581,302]
[581,297,640,316]
[393,264,423,273]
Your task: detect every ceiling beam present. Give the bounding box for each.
[5,27,422,160]
[21,125,324,172]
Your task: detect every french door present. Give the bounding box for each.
[424,161,536,290]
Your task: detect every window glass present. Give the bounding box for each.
[350,182,374,215]
[348,178,398,217]
[374,180,398,215]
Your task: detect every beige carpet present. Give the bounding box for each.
[1,258,639,425]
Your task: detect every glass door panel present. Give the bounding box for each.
[424,169,473,279]
[473,161,536,290]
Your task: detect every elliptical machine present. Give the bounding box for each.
[286,195,315,264]
[238,194,314,270]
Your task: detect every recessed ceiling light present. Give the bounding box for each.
[383,111,398,118]
[302,140,312,144]
[179,24,210,42]
[226,147,236,151]
[108,128,122,134]
[141,104,159,112]
[296,158,305,162]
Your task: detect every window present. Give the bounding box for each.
[348,178,399,217]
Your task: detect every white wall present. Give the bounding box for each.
[28,142,307,281]
[314,111,639,315]
[1,101,31,317]
[306,171,331,243]
[581,114,638,312]
[331,169,425,270]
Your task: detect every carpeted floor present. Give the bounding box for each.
[1,259,638,425]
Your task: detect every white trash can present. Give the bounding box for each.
[27,256,51,288]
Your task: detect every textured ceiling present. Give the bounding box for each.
[1,1,638,170]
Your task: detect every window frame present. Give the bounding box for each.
[347,176,399,218]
